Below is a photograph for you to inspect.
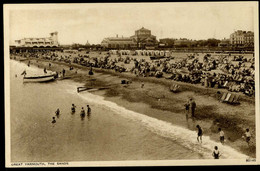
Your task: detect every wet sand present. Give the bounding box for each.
[12,54,256,158]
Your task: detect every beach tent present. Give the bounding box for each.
[165,51,170,57]
[110,50,118,55]
[154,50,160,56]
[135,50,142,56]
[150,50,155,56]
[147,50,152,56]
[160,51,165,56]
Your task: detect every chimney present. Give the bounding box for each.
[116,34,118,38]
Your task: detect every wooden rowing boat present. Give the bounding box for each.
[23,73,57,83]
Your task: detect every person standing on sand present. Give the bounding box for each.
[218,128,225,144]
[243,128,251,146]
[184,101,190,119]
[141,82,144,88]
[62,68,65,77]
[189,98,196,117]
[196,125,203,143]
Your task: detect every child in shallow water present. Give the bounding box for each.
[212,146,221,159]
[196,125,203,143]
[52,117,56,124]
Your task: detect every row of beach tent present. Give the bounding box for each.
[109,50,172,57]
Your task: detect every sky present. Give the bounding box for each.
[5,2,257,45]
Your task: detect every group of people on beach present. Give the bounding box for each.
[10,50,255,97]
[184,98,197,118]
[195,124,252,159]
[51,104,92,123]
[11,50,254,159]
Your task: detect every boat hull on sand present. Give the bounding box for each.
[23,74,56,83]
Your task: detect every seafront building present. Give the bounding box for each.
[14,32,59,48]
[10,32,61,53]
[101,35,135,49]
[130,27,157,49]
[218,38,230,48]
[230,30,254,48]
[101,27,157,50]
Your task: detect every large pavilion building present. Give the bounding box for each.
[101,27,158,50]
[130,27,157,49]
[101,35,135,49]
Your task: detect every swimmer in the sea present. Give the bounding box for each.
[52,117,56,124]
[86,105,91,115]
[80,107,85,117]
[71,104,76,113]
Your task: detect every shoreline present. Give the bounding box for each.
[11,56,256,158]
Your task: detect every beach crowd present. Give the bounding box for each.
[10,49,255,159]
[10,50,255,97]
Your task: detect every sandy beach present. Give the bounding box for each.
[10,50,256,158]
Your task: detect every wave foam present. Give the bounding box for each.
[68,89,248,159]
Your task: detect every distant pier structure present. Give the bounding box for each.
[10,32,62,52]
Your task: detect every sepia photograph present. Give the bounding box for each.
[4,2,259,167]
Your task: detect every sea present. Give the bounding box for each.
[8,60,248,162]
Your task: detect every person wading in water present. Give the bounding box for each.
[212,146,221,159]
[86,105,91,115]
[80,107,86,118]
[71,104,76,113]
[196,125,203,143]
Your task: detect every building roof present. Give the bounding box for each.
[136,27,150,31]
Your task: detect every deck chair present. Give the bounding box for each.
[223,81,228,87]
[224,93,232,102]
[232,95,240,104]
[220,92,228,102]
[228,94,235,103]
[170,84,180,92]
